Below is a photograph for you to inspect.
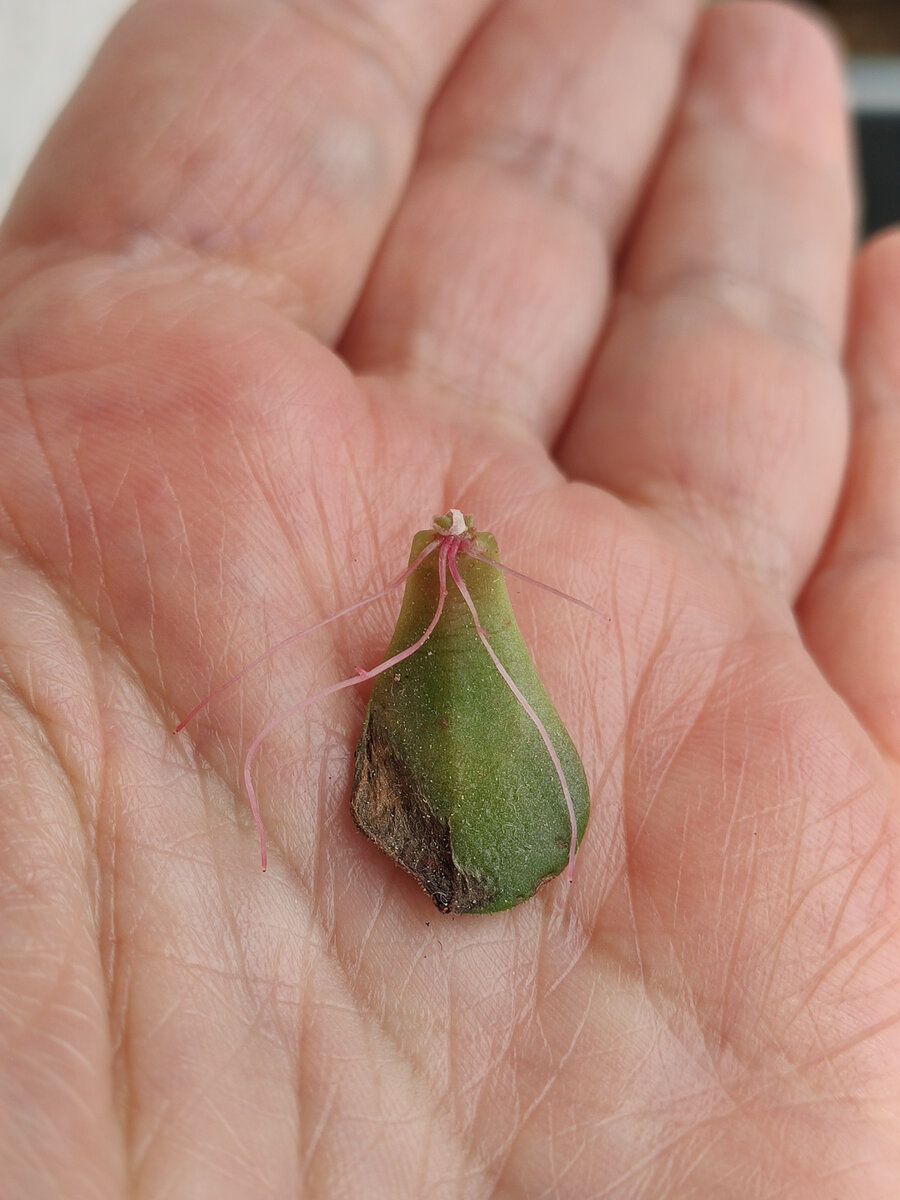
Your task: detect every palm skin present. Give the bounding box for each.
[1,0,899,1196]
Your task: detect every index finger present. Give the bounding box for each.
[0,0,492,342]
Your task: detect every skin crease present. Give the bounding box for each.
[1,0,900,1195]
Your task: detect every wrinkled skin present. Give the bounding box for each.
[1,1,899,1196]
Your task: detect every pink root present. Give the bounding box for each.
[243,539,451,870]
[448,547,580,883]
[461,544,610,623]
[173,539,439,732]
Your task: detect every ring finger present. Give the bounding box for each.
[558,2,856,594]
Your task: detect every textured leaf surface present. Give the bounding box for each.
[351,529,590,913]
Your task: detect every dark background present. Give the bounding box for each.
[812,0,900,52]
[810,0,900,235]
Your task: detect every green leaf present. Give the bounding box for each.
[351,524,590,914]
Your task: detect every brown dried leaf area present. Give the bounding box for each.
[351,708,493,914]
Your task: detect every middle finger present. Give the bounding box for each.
[342,0,701,439]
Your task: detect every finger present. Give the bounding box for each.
[0,0,491,342]
[558,1,855,593]
[341,0,701,439]
[799,231,900,762]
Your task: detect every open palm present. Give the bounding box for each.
[2,1,899,1196]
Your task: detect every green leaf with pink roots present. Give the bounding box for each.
[351,512,590,914]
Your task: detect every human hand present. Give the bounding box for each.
[2,1,898,1195]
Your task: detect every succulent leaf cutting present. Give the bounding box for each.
[350,510,590,914]
[176,509,592,914]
